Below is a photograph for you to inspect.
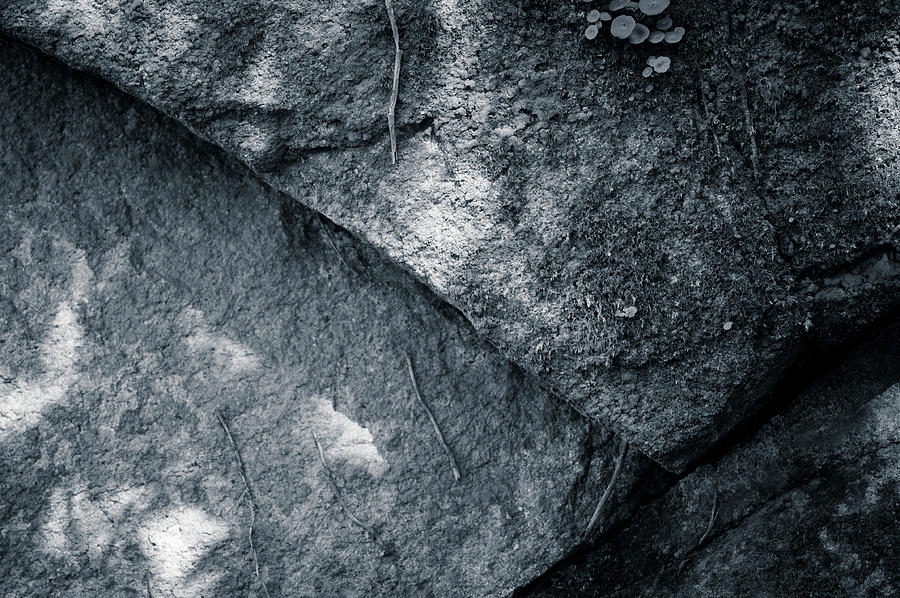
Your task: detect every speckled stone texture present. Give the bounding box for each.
[521,312,900,597]
[0,40,662,598]
[3,0,899,470]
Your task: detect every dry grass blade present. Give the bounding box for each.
[216,412,271,598]
[739,82,760,183]
[405,352,461,481]
[586,440,628,534]
[317,214,357,277]
[384,0,401,164]
[311,431,381,544]
[698,489,718,545]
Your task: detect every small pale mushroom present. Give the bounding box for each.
[656,16,673,30]
[651,55,671,72]
[585,24,600,39]
[628,23,650,44]
[587,9,601,22]
[642,66,654,77]
[619,306,638,318]
[609,0,628,10]
[610,14,636,39]
[665,26,685,43]
[648,30,665,43]
[599,11,613,21]
[646,55,656,65]
[638,0,669,16]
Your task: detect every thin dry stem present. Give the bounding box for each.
[216,412,271,598]
[385,0,401,164]
[405,352,461,481]
[698,489,718,545]
[586,440,628,534]
[318,214,357,277]
[311,431,381,544]
[698,75,721,158]
[739,82,760,183]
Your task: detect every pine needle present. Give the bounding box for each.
[698,489,718,545]
[586,440,627,534]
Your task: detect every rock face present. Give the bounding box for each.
[3,0,899,469]
[0,0,900,470]
[521,313,900,597]
[0,40,658,598]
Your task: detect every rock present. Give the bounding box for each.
[1,0,898,470]
[0,40,659,598]
[521,311,900,597]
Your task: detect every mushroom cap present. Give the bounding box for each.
[665,26,685,43]
[610,14,636,39]
[656,16,673,30]
[609,0,628,10]
[651,56,671,72]
[642,66,654,77]
[648,30,665,43]
[599,11,612,21]
[638,0,669,16]
[585,24,600,39]
[587,9,601,22]
[628,23,650,44]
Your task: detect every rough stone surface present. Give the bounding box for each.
[521,312,900,597]
[3,0,900,469]
[0,40,662,598]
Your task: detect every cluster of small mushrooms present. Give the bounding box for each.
[583,0,684,75]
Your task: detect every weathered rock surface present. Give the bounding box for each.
[0,40,661,598]
[3,0,899,469]
[521,311,900,597]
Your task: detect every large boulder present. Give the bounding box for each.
[0,40,658,598]
[522,312,900,597]
[2,0,899,469]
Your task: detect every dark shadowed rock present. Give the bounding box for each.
[0,40,665,598]
[2,0,899,469]
[520,311,900,597]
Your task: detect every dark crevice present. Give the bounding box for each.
[681,301,900,480]
[798,242,899,280]
[656,439,900,586]
[514,302,900,597]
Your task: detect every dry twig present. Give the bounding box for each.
[405,352,461,481]
[586,440,628,534]
[311,431,381,544]
[216,412,271,598]
[698,75,721,158]
[698,489,718,545]
[317,214,357,277]
[384,0,401,164]
[738,82,760,183]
